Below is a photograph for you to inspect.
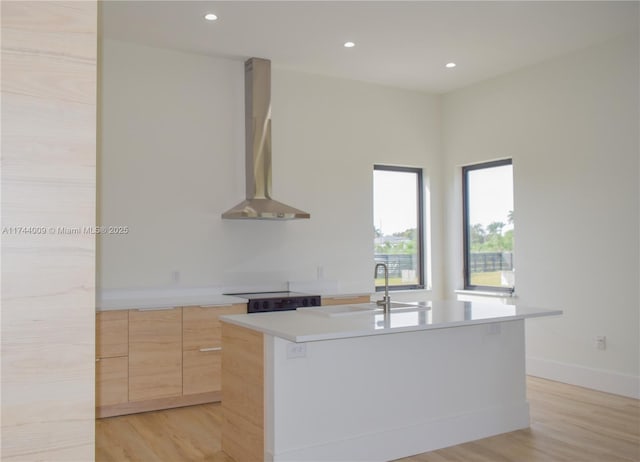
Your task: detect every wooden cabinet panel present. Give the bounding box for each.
[183,349,222,395]
[96,310,128,358]
[96,356,128,407]
[321,295,370,306]
[182,304,245,395]
[129,308,182,402]
[222,322,264,462]
[182,304,246,351]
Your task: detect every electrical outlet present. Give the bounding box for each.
[171,270,180,283]
[286,342,307,359]
[486,323,501,335]
[595,335,606,350]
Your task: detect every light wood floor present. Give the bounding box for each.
[96,376,640,462]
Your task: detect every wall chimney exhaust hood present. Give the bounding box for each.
[222,58,310,220]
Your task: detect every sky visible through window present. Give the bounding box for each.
[373,170,417,235]
[374,164,513,234]
[468,164,513,230]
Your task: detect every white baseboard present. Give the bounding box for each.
[271,402,530,462]
[526,356,640,399]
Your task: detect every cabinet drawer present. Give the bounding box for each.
[96,356,128,407]
[129,308,182,401]
[183,349,222,395]
[96,310,128,358]
[321,295,370,306]
[183,304,246,351]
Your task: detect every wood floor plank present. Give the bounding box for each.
[96,376,640,462]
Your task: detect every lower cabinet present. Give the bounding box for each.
[96,303,247,417]
[96,310,129,408]
[182,304,246,395]
[183,349,222,395]
[129,307,183,402]
[96,356,128,406]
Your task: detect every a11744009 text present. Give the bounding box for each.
[1,225,129,235]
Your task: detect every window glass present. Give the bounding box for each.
[463,160,514,291]
[373,166,423,289]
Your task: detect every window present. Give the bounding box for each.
[373,165,424,290]
[462,159,514,292]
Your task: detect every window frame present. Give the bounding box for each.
[462,158,514,293]
[373,164,425,291]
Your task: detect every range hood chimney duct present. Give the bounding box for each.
[222,58,310,220]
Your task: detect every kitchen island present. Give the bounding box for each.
[220,300,561,462]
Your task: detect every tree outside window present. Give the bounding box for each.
[373,165,424,290]
[463,159,514,291]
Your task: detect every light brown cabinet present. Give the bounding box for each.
[321,295,370,306]
[182,304,246,395]
[96,357,128,406]
[96,311,129,408]
[96,303,248,417]
[128,307,182,402]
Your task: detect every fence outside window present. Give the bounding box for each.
[468,252,513,273]
[375,252,513,279]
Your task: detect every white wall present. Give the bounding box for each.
[442,34,639,397]
[100,34,638,398]
[99,39,442,296]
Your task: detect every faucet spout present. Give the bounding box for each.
[374,263,391,315]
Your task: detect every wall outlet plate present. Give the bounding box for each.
[286,342,307,359]
[486,323,501,335]
[595,335,606,350]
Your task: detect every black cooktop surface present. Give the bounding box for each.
[225,291,321,313]
[226,291,313,299]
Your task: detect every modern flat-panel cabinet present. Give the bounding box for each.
[96,310,129,407]
[96,303,247,417]
[182,304,247,395]
[128,307,183,402]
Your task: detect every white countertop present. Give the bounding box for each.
[220,300,562,342]
[96,285,372,311]
[97,291,248,311]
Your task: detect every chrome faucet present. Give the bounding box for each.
[374,263,391,315]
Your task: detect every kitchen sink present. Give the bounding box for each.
[300,305,379,317]
[298,301,430,317]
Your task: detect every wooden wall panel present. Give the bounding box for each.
[1,1,97,460]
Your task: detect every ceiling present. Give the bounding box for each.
[101,1,639,94]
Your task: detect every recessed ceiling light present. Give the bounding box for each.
[344,41,355,48]
[204,13,218,21]
[446,62,457,68]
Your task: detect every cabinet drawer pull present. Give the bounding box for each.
[199,304,232,308]
[199,347,222,352]
[136,306,177,311]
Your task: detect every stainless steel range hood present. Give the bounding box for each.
[222,58,310,220]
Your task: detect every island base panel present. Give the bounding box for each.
[266,320,529,461]
[221,322,264,462]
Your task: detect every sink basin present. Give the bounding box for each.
[298,304,379,317]
[387,301,432,312]
[298,301,431,317]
